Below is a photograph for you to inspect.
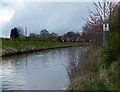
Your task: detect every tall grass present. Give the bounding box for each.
[67,46,119,90]
[0,40,2,56]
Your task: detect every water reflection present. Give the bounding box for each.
[1,46,84,90]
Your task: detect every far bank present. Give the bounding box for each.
[1,40,88,57]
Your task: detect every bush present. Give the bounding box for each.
[102,32,120,66]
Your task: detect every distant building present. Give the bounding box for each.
[29,33,37,38]
[40,29,49,35]
[40,29,49,39]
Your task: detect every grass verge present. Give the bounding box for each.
[1,40,87,57]
[68,46,119,90]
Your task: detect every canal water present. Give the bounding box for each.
[0,46,83,90]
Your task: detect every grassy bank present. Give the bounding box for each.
[67,46,119,90]
[1,40,87,56]
[67,3,120,90]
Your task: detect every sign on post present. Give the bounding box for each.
[103,23,109,31]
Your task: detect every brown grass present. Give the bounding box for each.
[67,45,101,89]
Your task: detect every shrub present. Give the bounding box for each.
[102,32,120,67]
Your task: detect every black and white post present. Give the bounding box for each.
[103,23,109,46]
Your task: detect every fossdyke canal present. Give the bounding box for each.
[0,46,84,90]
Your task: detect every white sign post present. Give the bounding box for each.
[103,23,109,46]
[103,23,109,31]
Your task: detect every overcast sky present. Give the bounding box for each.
[0,1,94,37]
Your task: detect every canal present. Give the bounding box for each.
[1,46,83,90]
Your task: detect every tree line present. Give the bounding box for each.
[9,27,88,42]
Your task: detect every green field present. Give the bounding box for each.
[1,40,87,56]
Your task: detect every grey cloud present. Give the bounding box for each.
[2,2,93,37]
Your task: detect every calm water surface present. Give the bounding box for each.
[0,47,83,90]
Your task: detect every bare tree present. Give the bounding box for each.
[83,0,116,45]
[17,27,25,38]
